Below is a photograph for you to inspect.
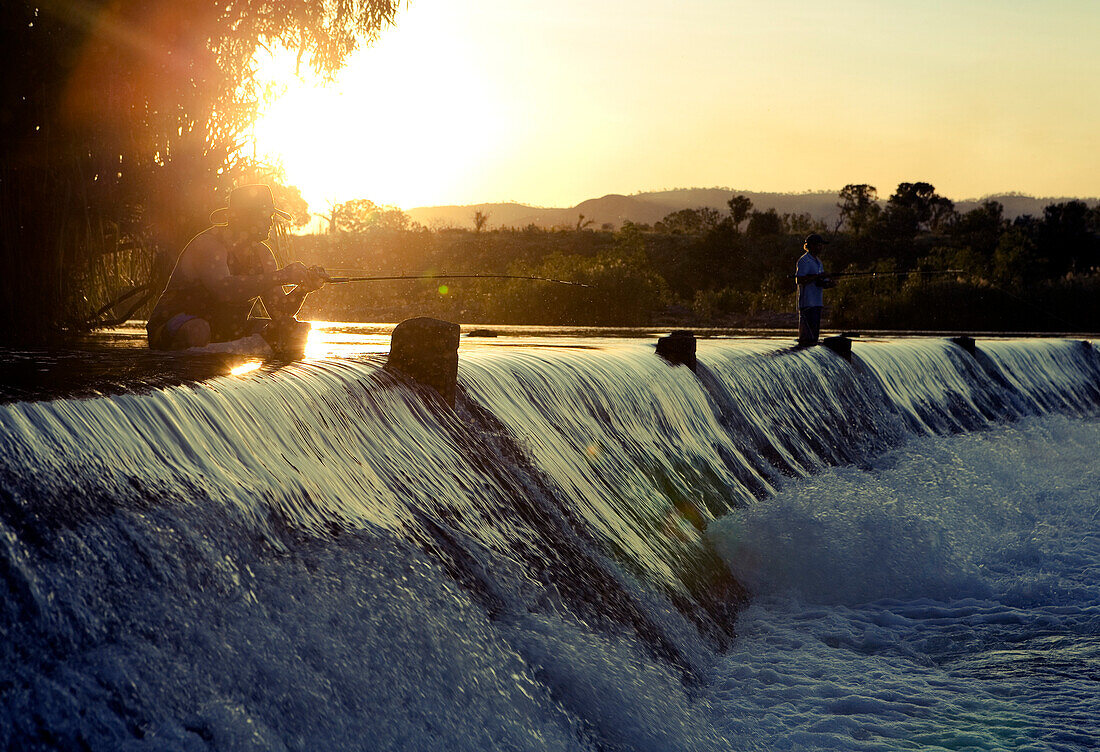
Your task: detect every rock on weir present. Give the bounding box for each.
[386,317,461,406]
[656,330,697,371]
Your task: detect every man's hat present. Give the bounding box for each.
[210,184,292,225]
[804,233,829,246]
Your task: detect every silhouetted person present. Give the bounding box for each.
[794,233,835,346]
[147,185,326,356]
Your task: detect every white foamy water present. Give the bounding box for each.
[708,415,1100,751]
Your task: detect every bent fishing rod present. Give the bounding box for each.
[82,272,588,329]
[323,272,590,287]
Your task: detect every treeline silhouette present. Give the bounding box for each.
[296,183,1100,332]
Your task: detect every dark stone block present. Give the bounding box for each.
[950,336,977,356]
[387,317,461,406]
[656,330,697,371]
[822,335,852,361]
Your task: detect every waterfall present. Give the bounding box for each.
[1,335,1096,750]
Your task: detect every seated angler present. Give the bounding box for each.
[146,184,327,357]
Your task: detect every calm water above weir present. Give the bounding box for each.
[1,324,1097,751]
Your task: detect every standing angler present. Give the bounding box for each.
[146,184,327,357]
[794,233,835,347]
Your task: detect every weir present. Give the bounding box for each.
[1,335,1098,749]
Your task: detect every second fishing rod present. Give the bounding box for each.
[790,269,963,281]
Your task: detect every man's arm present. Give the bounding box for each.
[796,272,833,286]
[186,234,302,303]
[257,244,326,321]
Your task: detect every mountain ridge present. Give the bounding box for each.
[405,189,1100,231]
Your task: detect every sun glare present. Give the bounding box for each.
[230,360,263,377]
[250,6,509,214]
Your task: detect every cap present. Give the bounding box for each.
[804,233,829,246]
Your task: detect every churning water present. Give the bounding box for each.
[710,416,1100,751]
[1,329,1097,751]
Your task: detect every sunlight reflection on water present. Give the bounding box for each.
[229,360,264,376]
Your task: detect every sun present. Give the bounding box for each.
[249,6,510,213]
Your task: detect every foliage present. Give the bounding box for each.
[295,182,1099,332]
[333,199,416,234]
[654,207,722,235]
[1,0,399,342]
[745,209,784,238]
[726,195,753,231]
[1037,200,1100,274]
[837,184,881,236]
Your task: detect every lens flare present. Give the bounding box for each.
[230,360,263,376]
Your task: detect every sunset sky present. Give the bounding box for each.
[251,0,1100,212]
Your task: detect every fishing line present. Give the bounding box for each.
[323,272,590,287]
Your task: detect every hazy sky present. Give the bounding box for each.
[251,0,1100,211]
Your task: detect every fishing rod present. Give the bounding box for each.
[790,269,963,280]
[323,272,590,287]
[78,271,588,329]
[79,283,155,330]
[831,268,963,279]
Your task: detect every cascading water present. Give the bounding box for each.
[1,332,1097,750]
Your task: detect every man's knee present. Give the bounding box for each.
[174,318,211,348]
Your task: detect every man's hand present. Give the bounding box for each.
[298,265,328,293]
[278,262,327,292]
[278,261,312,286]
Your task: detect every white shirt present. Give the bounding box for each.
[795,252,825,309]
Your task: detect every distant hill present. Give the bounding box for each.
[952,193,1100,219]
[406,189,1099,231]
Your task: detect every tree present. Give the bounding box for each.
[949,200,1005,263]
[473,210,490,233]
[993,226,1043,286]
[727,195,753,232]
[334,199,412,234]
[270,184,313,229]
[837,184,880,236]
[870,182,957,254]
[655,207,721,235]
[1,0,401,341]
[1038,201,1099,274]
[881,182,956,235]
[745,208,783,238]
[782,212,826,236]
[928,196,957,233]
